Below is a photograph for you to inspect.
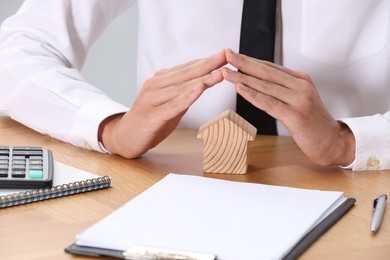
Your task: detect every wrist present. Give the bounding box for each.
[98,113,124,155]
[98,113,152,159]
[333,122,356,166]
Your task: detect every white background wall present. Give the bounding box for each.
[0,1,139,107]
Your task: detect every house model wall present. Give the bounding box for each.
[197,109,257,174]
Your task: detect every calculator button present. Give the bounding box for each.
[29,160,43,165]
[12,159,25,164]
[29,170,43,179]
[13,146,42,151]
[12,156,25,160]
[29,156,43,159]
[29,164,43,170]
[0,150,9,155]
[12,165,26,171]
[0,170,8,177]
[12,150,43,156]
[11,171,26,178]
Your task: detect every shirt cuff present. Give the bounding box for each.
[337,160,355,170]
[70,97,128,153]
[98,141,111,154]
[339,114,390,171]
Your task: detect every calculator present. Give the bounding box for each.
[0,146,54,189]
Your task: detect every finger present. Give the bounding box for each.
[223,65,315,118]
[225,48,303,76]
[235,82,296,122]
[175,70,224,112]
[170,82,206,113]
[225,48,308,87]
[155,49,227,87]
[153,59,201,77]
[222,67,296,105]
[151,70,224,107]
[150,82,207,123]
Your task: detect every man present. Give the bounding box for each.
[0,0,389,170]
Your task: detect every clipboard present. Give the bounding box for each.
[65,174,356,259]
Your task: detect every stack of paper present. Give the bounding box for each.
[67,174,354,259]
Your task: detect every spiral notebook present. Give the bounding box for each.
[0,162,111,208]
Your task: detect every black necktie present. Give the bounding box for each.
[236,0,277,135]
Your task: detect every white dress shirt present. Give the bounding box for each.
[0,0,389,170]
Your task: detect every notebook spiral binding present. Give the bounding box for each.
[0,176,111,208]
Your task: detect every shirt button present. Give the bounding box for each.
[83,141,92,150]
[367,158,380,167]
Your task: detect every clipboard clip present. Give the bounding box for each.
[123,245,216,260]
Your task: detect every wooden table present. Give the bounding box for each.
[0,116,389,260]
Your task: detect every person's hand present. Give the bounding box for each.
[99,50,227,158]
[222,48,355,167]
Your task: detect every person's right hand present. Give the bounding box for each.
[98,50,227,158]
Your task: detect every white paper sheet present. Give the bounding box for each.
[75,173,344,260]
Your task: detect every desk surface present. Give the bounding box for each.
[0,116,389,260]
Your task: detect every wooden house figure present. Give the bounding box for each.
[197,109,257,174]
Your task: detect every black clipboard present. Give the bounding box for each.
[283,197,356,260]
[65,198,356,260]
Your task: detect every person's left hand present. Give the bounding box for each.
[222,48,355,167]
